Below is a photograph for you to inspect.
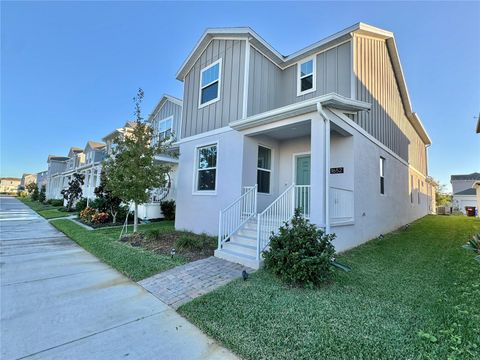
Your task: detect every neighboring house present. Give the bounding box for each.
[101,96,183,220]
[77,141,107,199]
[46,155,69,199]
[20,173,37,188]
[174,23,433,268]
[0,178,21,194]
[36,171,48,191]
[451,172,480,216]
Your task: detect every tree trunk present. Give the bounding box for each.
[134,202,138,232]
[112,212,117,224]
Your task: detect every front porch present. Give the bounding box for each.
[216,109,356,268]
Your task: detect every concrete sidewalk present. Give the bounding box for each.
[0,196,237,360]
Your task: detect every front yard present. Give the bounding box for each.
[19,197,72,219]
[50,219,216,281]
[179,216,480,359]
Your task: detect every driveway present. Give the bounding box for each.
[0,196,237,360]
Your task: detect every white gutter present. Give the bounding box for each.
[317,102,330,234]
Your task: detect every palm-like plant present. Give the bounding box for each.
[463,233,480,253]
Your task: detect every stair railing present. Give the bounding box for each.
[218,185,257,250]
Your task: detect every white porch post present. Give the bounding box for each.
[310,113,326,229]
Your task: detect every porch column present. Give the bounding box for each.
[310,113,326,228]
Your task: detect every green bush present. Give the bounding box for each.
[144,229,161,240]
[38,185,46,203]
[31,186,40,201]
[116,205,131,224]
[90,197,107,211]
[160,200,175,220]
[262,209,336,288]
[175,232,216,251]
[75,198,88,212]
[48,199,64,207]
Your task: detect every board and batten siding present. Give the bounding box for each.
[181,39,246,138]
[353,35,427,175]
[247,42,352,116]
[151,100,182,140]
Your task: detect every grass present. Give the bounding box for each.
[179,216,480,360]
[50,219,185,281]
[19,197,73,219]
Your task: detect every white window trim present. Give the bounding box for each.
[257,145,273,195]
[198,58,222,109]
[296,56,316,97]
[157,116,174,142]
[380,156,385,196]
[192,141,218,195]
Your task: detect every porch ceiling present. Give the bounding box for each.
[249,120,311,140]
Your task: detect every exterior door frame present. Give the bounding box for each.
[292,152,311,185]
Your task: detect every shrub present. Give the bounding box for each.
[38,185,46,203]
[145,229,161,240]
[262,209,336,288]
[116,205,131,224]
[90,197,107,211]
[160,200,175,220]
[31,186,40,201]
[48,199,64,207]
[75,198,88,212]
[91,212,109,224]
[176,233,202,251]
[80,207,96,223]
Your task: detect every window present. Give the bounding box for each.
[196,144,217,192]
[257,146,271,193]
[199,59,221,107]
[418,179,421,204]
[379,157,385,195]
[297,57,316,95]
[410,175,414,203]
[158,117,173,141]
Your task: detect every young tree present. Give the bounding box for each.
[436,183,452,207]
[38,184,46,203]
[94,172,123,223]
[30,183,39,201]
[102,88,174,232]
[61,173,85,211]
[25,182,37,194]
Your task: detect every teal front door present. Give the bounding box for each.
[295,155,311,216]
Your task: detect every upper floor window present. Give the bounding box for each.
[158,117,173,141]
[257,146,272,194]
[199,59,222,107]
[379,157,385,195]
[195,144,217,192]
[297,57,316,96]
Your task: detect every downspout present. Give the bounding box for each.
[317,102,330,234]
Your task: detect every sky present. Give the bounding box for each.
[1,1,479,191]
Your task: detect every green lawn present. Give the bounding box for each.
[179,216,480,360]
[50,219,185,281]
[19,197,72,219]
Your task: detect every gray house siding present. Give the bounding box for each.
[182,39,246,138]
[151,100,183,140]
[353,35,427,174]
[247,42,352,116]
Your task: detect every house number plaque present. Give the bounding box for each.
[330,167,344,174]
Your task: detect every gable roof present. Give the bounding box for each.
[451,172,480,181]
[48,155,69,162]
[176,22,431,145]
[84,141,106,152]
[148,94,183,123]
[454,188,476,196]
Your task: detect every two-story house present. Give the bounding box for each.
[451,172,480,216]
[46,155,70,200]
[174,23,433,268]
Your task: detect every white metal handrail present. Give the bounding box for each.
[218,185,257,249]
[294,185,311,219]
[257,184,295,259]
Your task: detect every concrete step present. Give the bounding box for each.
[214,248,261,269]
[235,227,258,239]
[222,240,257,257]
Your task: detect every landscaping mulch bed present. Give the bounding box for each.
[120,232,216,262]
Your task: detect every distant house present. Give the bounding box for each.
[20,173,37,189]
[0,178,21,194]
[36,171,48,191]
[451,172,480,216]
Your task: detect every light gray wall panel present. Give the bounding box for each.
[182,39,246,138]
[151,99,182,140]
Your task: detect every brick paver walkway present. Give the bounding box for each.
[139,257,253,309]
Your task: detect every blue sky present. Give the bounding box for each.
[1,1,479,191]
